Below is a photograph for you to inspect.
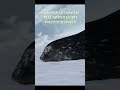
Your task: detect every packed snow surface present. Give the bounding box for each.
[35,46,85,85]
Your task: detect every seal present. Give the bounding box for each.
[12,41,35,85]
[40,31,85,62]
[86,9,120,81]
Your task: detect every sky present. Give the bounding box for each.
[35,5,85,47]
[0,0,34,20]
[86,0,120,22]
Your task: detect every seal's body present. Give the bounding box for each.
[40,31,85,62]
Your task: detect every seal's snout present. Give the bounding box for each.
[40,45,54,61]
[40,53,45,60]
[40,52,51,62]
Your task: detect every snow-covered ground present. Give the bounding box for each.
[35,45,85,86]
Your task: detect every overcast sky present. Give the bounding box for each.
[35,5,85,48]
[86,0,120,22]
[0,0,34,20]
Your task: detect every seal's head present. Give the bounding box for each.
[40,45,58,61]
[12,42,35,85]
[40,42,73,62]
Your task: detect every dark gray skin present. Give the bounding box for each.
[40,31,85,62]
[86,10,120,80]
[12,41,35,85]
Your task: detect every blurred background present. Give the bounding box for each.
[86,0,120,90]
[0,0,34,90]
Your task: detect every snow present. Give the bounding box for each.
[35,46,85,86]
